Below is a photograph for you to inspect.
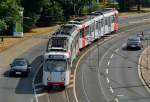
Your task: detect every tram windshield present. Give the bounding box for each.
[45,59,67,72]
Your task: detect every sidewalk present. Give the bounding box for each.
[139,46,150,92]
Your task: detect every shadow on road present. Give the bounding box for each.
[14,55,43,94]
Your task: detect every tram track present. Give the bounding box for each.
[47,88,70,102]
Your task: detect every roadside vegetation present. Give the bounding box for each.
[0,0,150,35]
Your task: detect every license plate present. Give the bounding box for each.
[16,72,21,74]
[131,45,135,47]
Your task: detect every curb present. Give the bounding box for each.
[138,46,150,93]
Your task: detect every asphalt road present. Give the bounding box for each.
[0,36,47,102]
[0,13,150,102]
[75,23,150,102]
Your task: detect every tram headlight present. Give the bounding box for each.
[47,76,51,81]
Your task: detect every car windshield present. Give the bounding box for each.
[128,37,140,42]
[45,59,67,72]
[13,59,27,66]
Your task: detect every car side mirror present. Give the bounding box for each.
[10,64,12,67]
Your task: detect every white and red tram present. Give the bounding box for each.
[43,8,118,88]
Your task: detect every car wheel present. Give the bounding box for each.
[9,71,14,77]
[27,69,30,73]
[23,72,28,77]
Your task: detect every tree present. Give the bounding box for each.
[0,0,21,34]
[37,0,64,26]
[137,0,141,11]
[21,0,45,31]
[0,20,7,33]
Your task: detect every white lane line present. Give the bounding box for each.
[34,83,43,87]
[107,61,110,66]
[32,63,43,102]
[110,54,114,59]
[121,43,126,48]
[143,18,150,21]
[110,86,114,93]
[106,77,110,83]
[106,68,109,74]
[115,48,119,52]
[74,31,128,102]
[36,93,47,97]
[115,98,119,102]
[35,87,43,92]
[117,94,124,97]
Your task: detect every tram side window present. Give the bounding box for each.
[85,26,89,36]
[91,23,94,33]
[96,22,99,30]
[105,17,108,25]
[108,17,111,26]
[101,19,104,27]
[80,29,84,38]
[112,15,115,23]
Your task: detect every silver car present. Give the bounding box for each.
[10,58,31,76]
[126,36,143,50]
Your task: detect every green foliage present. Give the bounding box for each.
[23,13,39,32]
[0,0,22,33]
[81,6,89,15]
[37,0,64,26]
[21,0,44,31]
[0,20,7,31]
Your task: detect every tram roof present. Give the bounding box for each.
[47,36,68,52]
[54,24,76,36]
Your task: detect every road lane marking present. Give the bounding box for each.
[35,87,43,92]
[138,46,150,94]
[34,83,43,87]
[106,77,110,83]
[110,54,114,59]
[67,74,74,88]
[110,86,114,93]
[117,94,124,97]
[107,61,110,66]
[36,93,47,97]
[115,98,119,102]
[115,48,119,52]
[32,63,43,102]
[106,68,109,74]
[121,43,126,48]
[74,30,131,102]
